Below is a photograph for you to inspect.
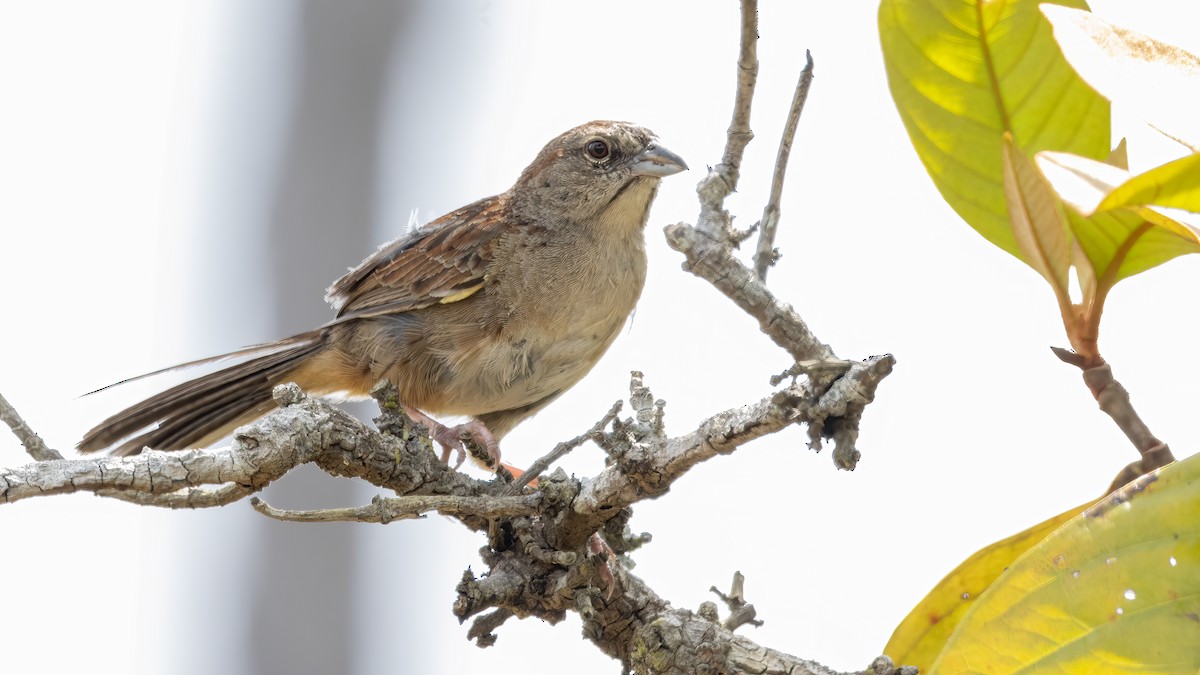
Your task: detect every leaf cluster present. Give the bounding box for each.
[879,1,1200,671]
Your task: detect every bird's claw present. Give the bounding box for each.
[402,405,500,470]
[589,533,620,601]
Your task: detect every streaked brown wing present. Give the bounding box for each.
[325,194,511,321]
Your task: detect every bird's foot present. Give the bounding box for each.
[589,532,620,601]
[402,406,501,470]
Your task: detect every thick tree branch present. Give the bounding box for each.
[664,38,830,366]
[573,357,892,526]
[667,221,836,363]
[2,446,268,505]
[456,549,908,675]
[505,400,623,496]
[1,384,494,512]
[0,361,896,672]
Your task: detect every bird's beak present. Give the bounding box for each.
[630,142,688,178]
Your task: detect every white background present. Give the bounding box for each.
[1,2,1197,673]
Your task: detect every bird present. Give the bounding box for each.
[79,120,687,470]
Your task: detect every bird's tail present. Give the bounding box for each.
[79,329,331,456]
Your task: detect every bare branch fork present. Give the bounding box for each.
[1,0,904,672]
[664,0,889,471]
[0,392,60,462]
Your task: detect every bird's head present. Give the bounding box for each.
[511,120,687,226]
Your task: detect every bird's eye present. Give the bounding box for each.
[585,139,610,160]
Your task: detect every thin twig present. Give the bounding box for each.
[753,50,815,282]
[770,358,854,386]
[504,400,623,496]
[719,0,760,191]
[0,391,61,461]
[97,483,255,508]
[250,492,541,524]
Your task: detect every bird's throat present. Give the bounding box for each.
[598,177,660,236]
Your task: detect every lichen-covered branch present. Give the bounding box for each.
[573,359,892,528]
[666,220,836,363]
[0,362,898,673]
[1,383,495,515]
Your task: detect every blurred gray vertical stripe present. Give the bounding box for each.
[248,3,408,675]
[172,2,514,673]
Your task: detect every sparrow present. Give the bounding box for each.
[79,120,687,469]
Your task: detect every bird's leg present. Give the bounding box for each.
[458,418,501,467]
[401,405,501,470]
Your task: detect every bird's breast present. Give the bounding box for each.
[432,220,646,415]
[429,178,657,417]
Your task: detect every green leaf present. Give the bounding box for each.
[1002,134,1071,301]
[1066,207,1199,284]
[928,454,1200,674]
[1042,5,1200,150]
[1100,153,1200,213]
[1037,151,1200,283]
[879,0,1110,259]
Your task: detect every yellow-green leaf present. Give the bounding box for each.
[1042,5,1200,150]
[879,0,1110,259]
[1067,207,1200,284]
[1037,151,1200,283]
[884,501,1092,671]
[929,454,1200,674]
[1099,153,1200,213]
[1002,134,1071,299]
